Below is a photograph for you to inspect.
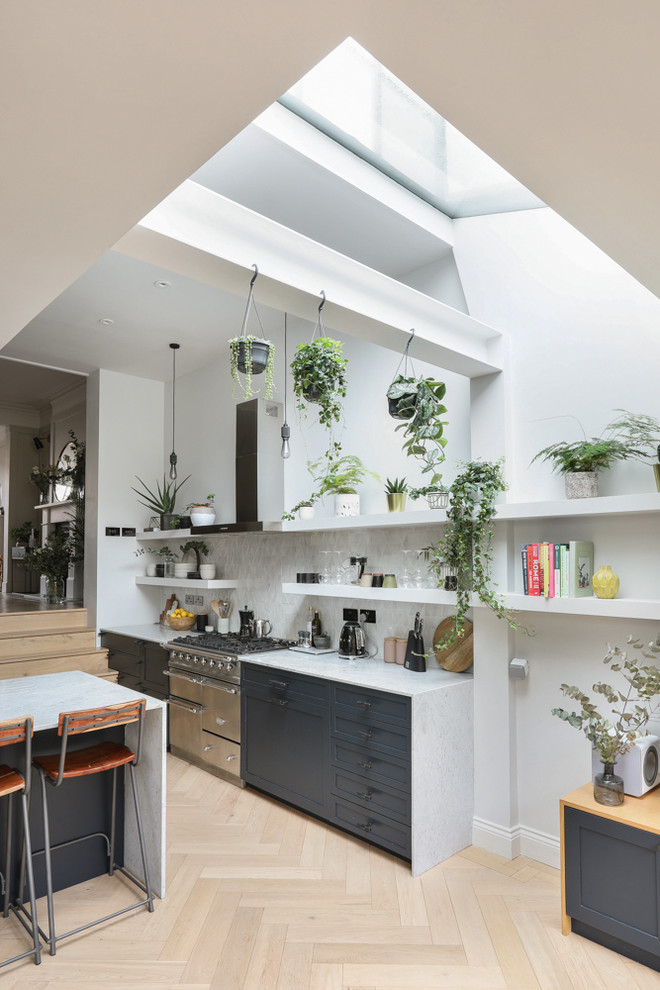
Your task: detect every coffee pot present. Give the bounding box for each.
[345,555,368,585]
[250,618,272,639]
[338,618,367,659]
[239,606,254,639]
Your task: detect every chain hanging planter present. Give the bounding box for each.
[228,265,274,399]
[387,329,419,420]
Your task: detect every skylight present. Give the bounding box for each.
[280,38,544,219]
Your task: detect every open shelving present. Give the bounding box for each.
[135,577,239,590]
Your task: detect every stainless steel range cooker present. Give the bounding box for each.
[166,632,291,785]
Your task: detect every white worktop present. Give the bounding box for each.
[242,649,470,697]
[0,669,166,730]
[100,623,181,647]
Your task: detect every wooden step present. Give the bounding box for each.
[0,607,88,634]
[0,648,111,679]
[0,627,96,660]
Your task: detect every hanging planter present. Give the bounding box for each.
[387,329,418,420]
[228,265,275,400]
[290,293,347,427]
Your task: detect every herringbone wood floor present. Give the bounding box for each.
[3,753,660,989]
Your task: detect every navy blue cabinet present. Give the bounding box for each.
[562,787,660,972]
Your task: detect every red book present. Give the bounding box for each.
[529,544,540,596]
[548,543,555,598]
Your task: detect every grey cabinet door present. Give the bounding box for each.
[565,807,660,959]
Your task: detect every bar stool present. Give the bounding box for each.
[0,717,41,968]
[25,699,154,955]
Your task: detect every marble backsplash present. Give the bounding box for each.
[151,523,456,664]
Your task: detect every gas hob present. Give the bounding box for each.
[169,632,292,656]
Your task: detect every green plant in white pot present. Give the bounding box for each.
[282,446,379,520]
[552,636,660,805]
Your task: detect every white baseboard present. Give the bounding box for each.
[472,817,560,869]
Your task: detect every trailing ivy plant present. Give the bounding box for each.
[228,335,275,400]
[387,375,448,499]
[290,337,347,428]
[423,459,519,649]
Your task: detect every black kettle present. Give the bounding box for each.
[338,619,367,659]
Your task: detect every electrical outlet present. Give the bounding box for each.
[184,594,194,605]
[194,595,204,606]
[360,609,376,623]
[343,607,358,621]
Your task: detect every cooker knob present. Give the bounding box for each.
[208,659,215,668]
[200,658,207,665]
[226,661,236,672]
[184,653,192,661]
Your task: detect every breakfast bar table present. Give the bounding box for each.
[0,670,167,898]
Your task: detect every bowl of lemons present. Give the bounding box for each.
[166,608,196,631]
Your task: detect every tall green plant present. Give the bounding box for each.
[532,409,660,474]
[131,475,190,514]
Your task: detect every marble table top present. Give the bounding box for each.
[0,670,165,731]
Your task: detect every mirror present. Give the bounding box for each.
[54,440,76,502]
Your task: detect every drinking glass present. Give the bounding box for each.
[400,549,417,589]
[331,550,346,585]
[318,550,333,584]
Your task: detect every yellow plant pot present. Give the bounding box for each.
[592,564,620,599]
[386,493,407,513]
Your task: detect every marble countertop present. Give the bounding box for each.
[242,650,471,697]
[98,625,471,697]
[0,670,165,731]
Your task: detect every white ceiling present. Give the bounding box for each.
[1,3,659,386]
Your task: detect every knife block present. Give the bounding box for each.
[403,630,426,672]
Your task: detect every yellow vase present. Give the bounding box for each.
[592,564,620,599]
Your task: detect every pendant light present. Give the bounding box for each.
[169,342,180,480]
[280,313,291,459]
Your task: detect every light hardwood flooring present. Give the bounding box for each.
[3,753,660,989]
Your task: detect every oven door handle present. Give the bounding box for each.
[201,679,238,695]
[168,697,205,715]
[165,670,204,685]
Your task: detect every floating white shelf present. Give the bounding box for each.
[135,577,239,590]
[282,582,660,620]
[496,492,660,521]
[34,500,73,510]
[136,529,192,541]
[266,509,447,533]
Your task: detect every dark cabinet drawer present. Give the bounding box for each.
[102,632,144,659]
[331,739,410,792]
[331,768,410,824]
[243,664,328,704]
[331,797,411,858]
[116,671,141,691]
[333,685,410,727]
[144,643,168,693]
[333,712,410,759]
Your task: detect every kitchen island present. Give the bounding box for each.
[0,670,167,897]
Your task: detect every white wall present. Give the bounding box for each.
[88,370,165,629]
[454,207,660,864]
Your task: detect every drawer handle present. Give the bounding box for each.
[358,760,372,770]
[267,698,288,707]
[358,730,372,740]
[226,754,238,762]
[358,821,373,833]
[269,679,289,689]
[357,791,372,801]
[357,700,372,709]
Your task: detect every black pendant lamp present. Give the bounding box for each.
[169,342,180,480]
[281,313,291,459]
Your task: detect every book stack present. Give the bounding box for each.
[521,541,594,598]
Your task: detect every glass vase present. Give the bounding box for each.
[45,575,65,605]
[594,762,624,806]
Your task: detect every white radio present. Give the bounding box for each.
[592,735,660,797]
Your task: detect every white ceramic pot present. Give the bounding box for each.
[565,472,598,499]
[146,563,157,577]
[299,504,315,521]
[189,505,216,527]
[335,493,360,517]
[199,563,216,579]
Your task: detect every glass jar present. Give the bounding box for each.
[594,762,624,805]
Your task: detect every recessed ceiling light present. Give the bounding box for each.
[154,279,171,288]
[98,318,115,326]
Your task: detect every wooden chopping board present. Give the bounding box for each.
[432,618,473,672]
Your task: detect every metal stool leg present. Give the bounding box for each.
[109,767,117,877]
[3,793,12,919]
[19,791,41,965]
[128,764,154,912]
[39,769,56,955]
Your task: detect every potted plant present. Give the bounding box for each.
[552,636,660,805]
[134,544,178,577]
[24,526,72,604]
[283,448,379,520]
[30,464,61,504]
[229,334,274,400]
[384,477,408,513]
[131,474,190,530]
[290,336,348,427]
[179,539,211,578]
[388,376,449,507]
[532,409,660,498]
[186,494,216,528]
[423,459,519,648]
